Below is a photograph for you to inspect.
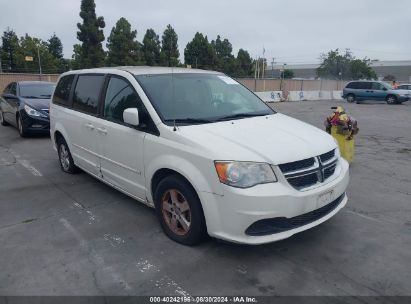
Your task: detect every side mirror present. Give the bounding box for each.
[3,93,18,100]
[382,87,387,91]
[123,108,140,126]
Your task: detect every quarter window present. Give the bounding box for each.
[73,75,105,115]
[53,75,75,106]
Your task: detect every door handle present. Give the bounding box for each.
[85,123,95,130]
[96,127,107,135]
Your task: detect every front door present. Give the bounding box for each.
[96,76,146,200]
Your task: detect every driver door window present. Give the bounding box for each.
[104,77,141,124]
[371,82,383,90]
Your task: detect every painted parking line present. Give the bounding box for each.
[59,218,132,291]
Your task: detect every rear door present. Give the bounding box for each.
[68,74,105,177]
[96,75,148,200]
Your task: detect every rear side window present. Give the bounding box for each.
[73,75,105,115]
[53,75,75,106]
[356,82,371,90]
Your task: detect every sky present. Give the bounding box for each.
[0,0,410,65]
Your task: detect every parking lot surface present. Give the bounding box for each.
[0,100,410,297]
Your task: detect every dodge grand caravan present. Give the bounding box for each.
[343,80,410,104]
[50,67,349,245]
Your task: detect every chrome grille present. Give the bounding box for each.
[320,149,335,163]
[278,158,314,173]
[279,149,338,190]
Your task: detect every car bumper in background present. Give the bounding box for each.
[20,111,50,133]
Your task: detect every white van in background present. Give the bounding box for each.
[50,67,349,245]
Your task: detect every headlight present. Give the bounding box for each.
[24,105,45,117]
[214,161,277,188]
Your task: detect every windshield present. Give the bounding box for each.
[135,73,275,125]
[383,82,392,89]
[20,83,55,99]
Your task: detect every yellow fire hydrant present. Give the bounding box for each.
[324,106,358,164]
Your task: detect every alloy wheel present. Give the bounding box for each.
[161,189,191,236]
[59,144,71,171]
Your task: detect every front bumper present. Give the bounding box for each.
[398,96,410,102]
[20,111,50,133]
[200,158,349,244]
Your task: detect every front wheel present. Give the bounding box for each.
[17,115,28,137]
[386,95,398,105]
[154,175,207,246]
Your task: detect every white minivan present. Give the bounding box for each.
[50,67,349,245]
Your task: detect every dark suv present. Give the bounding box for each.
[342,81,410,104]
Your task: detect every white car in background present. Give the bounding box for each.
[50,67,349,245]
[397,84,411,92]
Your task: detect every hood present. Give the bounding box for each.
[394,89,411,95]
[174,113,337,165]
[22,98,50,111]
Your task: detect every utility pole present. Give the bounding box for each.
[37,46,42,80]
[271,58,275,78]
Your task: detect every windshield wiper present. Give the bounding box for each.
[164,118,213,125]
[215,112,270,121]
[40,94,52,98]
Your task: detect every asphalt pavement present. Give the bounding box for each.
[0,100,410,298]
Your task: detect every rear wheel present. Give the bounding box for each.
[57,137,78,174]
[0,111,9,126]
[346,94,355,103]
[154,175,207,246]
[386,95,398,105]
[17,115,28,137]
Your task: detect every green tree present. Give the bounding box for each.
[350,58,377,80]
[76,0,106,68]
[18,34,63,73]
[211,35,237,75]
[142,29,161,66]
[236,49,253,77]
[160,24,179,67]
[48,33,63,59]
[281,69,294,79]
[106,17,140,66]
[1,28,19,71]
[317,49,376,80]
[184,32,215,70]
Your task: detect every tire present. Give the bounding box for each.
[346,94,355,103]
[57,137,78,174]
[154,175,207,246]
[0,111,9,126]
[17,114,28,137]
[386,95,397,105]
